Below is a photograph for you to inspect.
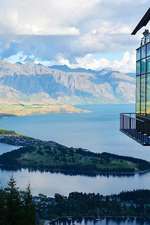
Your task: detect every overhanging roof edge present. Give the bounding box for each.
[131,8,150,35]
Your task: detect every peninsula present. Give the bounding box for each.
[0,129,150,175]
[0,103,84,116]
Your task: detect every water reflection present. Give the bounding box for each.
[0,169,150,196]
[56,218,150,225]
[0,105,150,196]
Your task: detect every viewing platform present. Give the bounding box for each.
[120,8,150,146]
[120,113,150,146]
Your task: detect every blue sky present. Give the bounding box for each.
[0,0,149,72]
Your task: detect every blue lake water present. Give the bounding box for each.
[0,143,18,154]
[0,104,150,196]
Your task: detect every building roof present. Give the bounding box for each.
[132,8,150,35]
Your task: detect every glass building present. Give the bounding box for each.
[136,30,150,115]
[120,8,150,145]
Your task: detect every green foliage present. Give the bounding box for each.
[0,143,150,175]
[0,129,17,135]
[37,190,150,220]
[0,177,36,225]
[0,129,150,175]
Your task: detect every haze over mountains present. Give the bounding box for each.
[0,61,135,105]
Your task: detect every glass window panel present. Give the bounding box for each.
[146,35,150,43]
[141,46,146,58]
[136,61,140,75]
[141,75,146,114]
[147,43,150,57]
[146,74,150,114]
[136,76,141,114]
[136,48,140,61]
[147,57,150,73]
[141,59,146,74]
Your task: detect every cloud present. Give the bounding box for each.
[54,51,136,73]
[0,0,148,72]
[0,0,148,37]
[0,0,98,35]
[4,48,136,73]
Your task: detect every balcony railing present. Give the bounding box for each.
[120,113,150,145]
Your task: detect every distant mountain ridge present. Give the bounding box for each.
[0,61,135,104]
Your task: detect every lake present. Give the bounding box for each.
[60,218,150,225]
[0,104,150,196]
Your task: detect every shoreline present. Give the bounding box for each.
[0,130,150,176]
[0,164,150,177]
[42,216,150,224]
[33,189,150,223]
[0,103,87,116]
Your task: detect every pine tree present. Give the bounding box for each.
[23,184,36,225]
[5,176,22,225]
[0,189,7,224]
[0,177,37,225]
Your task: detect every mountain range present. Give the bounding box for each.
[0,61,135,105]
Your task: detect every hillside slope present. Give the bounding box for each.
[0,61,135,105]
[0,130,149,175]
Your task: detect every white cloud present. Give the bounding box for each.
[5,52,29,63]
[5,50,136,73]
[0,0,148,72]
[55,51,136,73]
[0,0,98,35]
[0,0,148,38]
[72,23,136,55]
